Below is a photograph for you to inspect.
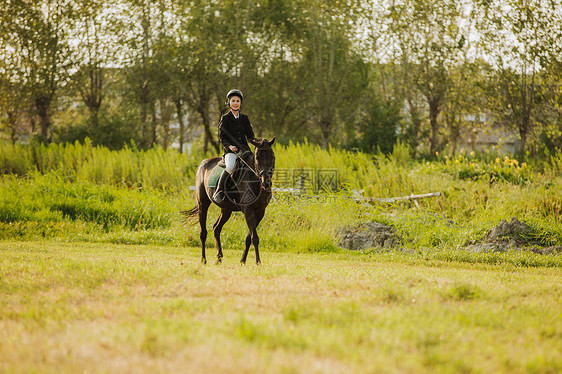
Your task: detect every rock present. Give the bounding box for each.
[467,242,509,253]
[336,222,401,251]
[486,217,530,242]
[530,246,562,255]
[465,217,560,255]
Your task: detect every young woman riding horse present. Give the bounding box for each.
[213,89,255,204]
[184,89,275,265]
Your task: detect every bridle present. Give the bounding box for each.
[255,148,274,175]
[236,148,274,189]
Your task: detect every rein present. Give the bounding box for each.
[236,151,260,178]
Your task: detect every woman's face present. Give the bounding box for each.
[229,96,241,111]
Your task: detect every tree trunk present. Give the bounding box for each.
[28,114,37,135]
[139,80,150,147]
[446,111,460,155]
[451,129,459,155]
[160,100,173,151]
[320,115,332,149]
[83,66,103,128]
[518,115,529,155]
[428,98,440,154]
[151,105,157,147]
[405,96,422,156]
[175,98,185,153]
[7,111,18,145]
[88,107,100,128]
[35,96,51,141]
[201,110,219,154]
[162,124,169,151]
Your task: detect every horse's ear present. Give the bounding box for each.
[268,137,276,146]
[249,138,259,147]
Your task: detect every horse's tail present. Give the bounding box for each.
[180,205,199,226]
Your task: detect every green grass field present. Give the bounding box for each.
[1,141,562,372]
[1,241,561,373]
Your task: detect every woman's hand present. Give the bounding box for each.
[229,145,238,152]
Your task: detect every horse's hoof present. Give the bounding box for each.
[240,261,246,265]
[201,258,207,265]
[215,259,222,265]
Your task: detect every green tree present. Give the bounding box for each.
[442,58,487,155]
[229,0,309,141]
[171,0,227,153]
[476,0,560,155]
[117,0,161,148]
[0,8,29,143]
[72,0,118,129]
[389,0,470,154]
[2,0,75,141]
[350,92,402,154]
[0,71,28,144]
[298,0,369,148]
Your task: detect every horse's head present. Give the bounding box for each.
[249,137,276,192]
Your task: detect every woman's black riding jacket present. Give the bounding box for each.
[218,111,255,155]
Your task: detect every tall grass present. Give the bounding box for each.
[1,139,562,252]
[0,172,181,229]
[0,138,415,194]
[0,139,201,190]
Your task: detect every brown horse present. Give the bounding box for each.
[183,137,275,264]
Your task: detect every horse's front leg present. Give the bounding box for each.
[213,209,232,264]
[244,227,260,265]
[241,233,251,264]
[241,210,265,265]
[253,211,265,264]
[254,230,261,265]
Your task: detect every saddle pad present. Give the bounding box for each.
[207,153,252,189]
[207,164,225,188]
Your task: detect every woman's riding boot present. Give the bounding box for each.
[213,170,230,203]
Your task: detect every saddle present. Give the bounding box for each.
[208,151,253,189]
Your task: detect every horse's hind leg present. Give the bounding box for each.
[199,200,211,264]
[213,209,232,264]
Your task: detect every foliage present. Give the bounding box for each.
[474,0,562,155]
[387,0,471,153]
[0,172,179,230]
[348,96,402,154]
[0,139,200,189]
[1,0,76,140]
[1,140,562,253]
[440,151,534,185]
[1,0,561,155]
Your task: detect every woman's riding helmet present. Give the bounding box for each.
[226,89,244,104]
